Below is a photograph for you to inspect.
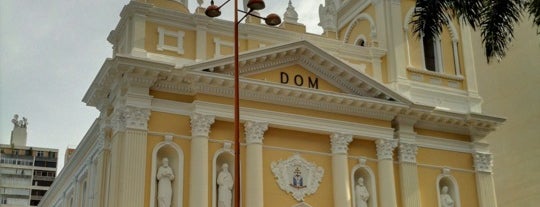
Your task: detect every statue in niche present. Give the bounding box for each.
[157,157,174,207]
[217,163,233,207]
[355,177,369,207]
[440,185,454,207]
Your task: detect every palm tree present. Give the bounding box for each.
[411,0,540,63]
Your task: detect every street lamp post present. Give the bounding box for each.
[204,1,281,207]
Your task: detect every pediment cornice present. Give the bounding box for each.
[183,40,404,103]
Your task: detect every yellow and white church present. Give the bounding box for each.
[39,0,505,207]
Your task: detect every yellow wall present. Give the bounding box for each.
[417,148,474,171]
[145,112,193,207]
[263,128,334,206]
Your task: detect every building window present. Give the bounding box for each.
[36,151,44,157]
[356,38,366,47]
[49,152,56,158]
[422,36,442,72]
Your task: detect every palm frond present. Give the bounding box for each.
[411,0,450,39]
[525,0,540,33]
[481,0,524,63]
[448,0,483,29]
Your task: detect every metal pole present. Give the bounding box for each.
[233,0,241,206]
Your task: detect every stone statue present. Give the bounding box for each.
[318,0,337,31]
[217,163,233,207]
[157,158,174,207]
[440,186,454,207]
[11,114,28,128]
[355,177,369,207]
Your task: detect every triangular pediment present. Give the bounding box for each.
[184,40,411,104]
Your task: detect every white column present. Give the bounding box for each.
[394,116,421,207]
[109,106,150,207]
[244,121,269,207]
[189,113,215,207]
[398,143,421,207]
[330,133,353,207]
[474,152,498,207]
[376,139,398,207]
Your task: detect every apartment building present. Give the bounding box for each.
[0,115,58,206]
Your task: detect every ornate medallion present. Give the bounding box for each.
[271,154,324,201]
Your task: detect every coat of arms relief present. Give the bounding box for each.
[271,154,324,202]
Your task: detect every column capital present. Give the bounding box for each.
[190,113,215,137]
[330,133,353,154]
[474,152,493,173]
[376,139,398,160]
[110,106,151,132]
[398,142,418,163]
[244,121,268,144]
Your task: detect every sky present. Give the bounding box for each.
[0,0,325,171]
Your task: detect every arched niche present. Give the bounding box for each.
[350,158,377,207]
[212,142,235,207]
[150,136,184,207]
[436,169,461,207]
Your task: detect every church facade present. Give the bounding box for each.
[38,0,504,207]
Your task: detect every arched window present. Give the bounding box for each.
[355,38,366,47]
[422,35,442,72]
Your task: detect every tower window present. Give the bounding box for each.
[422,35,442,72]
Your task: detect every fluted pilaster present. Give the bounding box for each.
[189,113,215,207]
[376,139,398,207]
[398,143,421,207]
[330,133,353,207]
[244,121,268,207]
[474,152,497,207]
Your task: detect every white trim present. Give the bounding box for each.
[343,13,377,44]
[213,38,234,58]
[149,137,184,207]
[157,27,185,55]
[192,100,395,140]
